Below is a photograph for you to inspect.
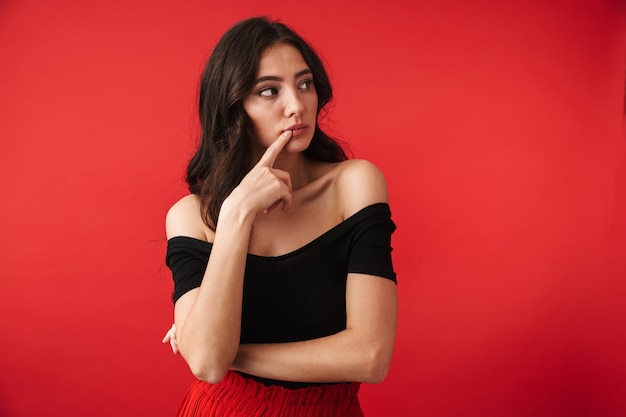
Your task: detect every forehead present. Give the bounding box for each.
[257,43,309,75]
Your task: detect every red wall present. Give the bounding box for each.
[1,1,624,416]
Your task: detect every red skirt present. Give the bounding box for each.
[176,371,364,417]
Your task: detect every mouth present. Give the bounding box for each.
[284,124,309,136]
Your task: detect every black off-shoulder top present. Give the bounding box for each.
[165,202,396,388]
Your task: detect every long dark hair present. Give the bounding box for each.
[186,17,348,230]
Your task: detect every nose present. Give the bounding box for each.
[283,88,304,118]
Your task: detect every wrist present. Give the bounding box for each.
[218,196,256,230]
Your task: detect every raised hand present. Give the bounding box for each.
[226,130,294,216]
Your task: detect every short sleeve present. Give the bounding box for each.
[347,204,397,282]
[166,236,212,303]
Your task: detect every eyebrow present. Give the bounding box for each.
[253,69,312,85]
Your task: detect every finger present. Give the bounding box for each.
[170,324,178,354]
[262,191,293,215]
[162,324,176,343]
[257,130,293,168]
[281,192,293,213]
[272,168,292,194]
[275,170,293,212]
[262,199,282,215]
[262,169,292,214]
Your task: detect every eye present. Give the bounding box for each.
[258,87,278,97]
[298,79,314,90]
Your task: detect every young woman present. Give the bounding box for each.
[163,16,398,417]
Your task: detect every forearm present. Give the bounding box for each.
[232,328,395,384]
[232,274,397,384]
[168,131,300,383]
[176,204,254,383]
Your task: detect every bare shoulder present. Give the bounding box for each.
[165,194,213,241]
[334,159,389,218]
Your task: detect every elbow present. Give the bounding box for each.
[178,336,238,384]
[194,369,229,385]
[189,360,230,384]
[183,345,235,384]
[363,362,390,384]
[360,346,393,384]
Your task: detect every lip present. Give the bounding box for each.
[284,124,309,136]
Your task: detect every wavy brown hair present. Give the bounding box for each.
[186,17,348,230]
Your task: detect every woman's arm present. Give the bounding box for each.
[232,159,398,384]
[169,201,253,384]
[169,131,294,384]
[232,273,397,384]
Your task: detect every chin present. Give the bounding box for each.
[285,134,313,154]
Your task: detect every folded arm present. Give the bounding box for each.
[231,273,397,384]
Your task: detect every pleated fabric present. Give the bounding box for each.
[176,371,364,417]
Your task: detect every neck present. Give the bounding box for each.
[273,152,315,190]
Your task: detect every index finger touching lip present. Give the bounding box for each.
[275,129,293,150]
[259,129,293,167]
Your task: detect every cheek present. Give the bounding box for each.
[252,117,273,140]
[308,94,319,111]
[244,104,268,133]
[247,112,277,147]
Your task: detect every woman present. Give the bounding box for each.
[163,16,398,417]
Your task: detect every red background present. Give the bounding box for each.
[1,1,625,416]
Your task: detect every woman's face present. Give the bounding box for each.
[243,43,318,158]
